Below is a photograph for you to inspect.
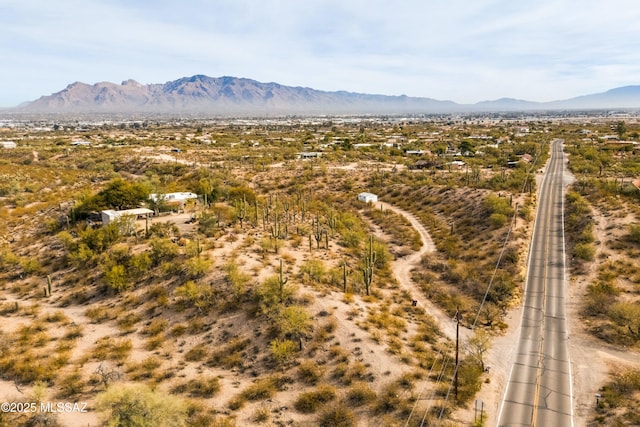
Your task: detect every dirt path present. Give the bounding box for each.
[378,201,464,342]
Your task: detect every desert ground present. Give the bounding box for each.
[0,116,638,426]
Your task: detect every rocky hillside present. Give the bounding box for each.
[14,75,640,115]
[19,75,458,115]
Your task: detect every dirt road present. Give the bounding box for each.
[377,201,467,342]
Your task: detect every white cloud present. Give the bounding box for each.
[2,0,640,106]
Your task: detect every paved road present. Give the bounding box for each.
[497,139,573,426]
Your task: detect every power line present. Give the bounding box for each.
[420,353,452,427]
[403,344,447,427]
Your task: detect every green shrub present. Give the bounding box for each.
[241,377,278,401]
[456,360,484,403]
[96,383,186,427]
[225,261,250,302]
[91,337,132,362]
[103,264,130,293]
[142,318,168,336]
[488,213,507,228]
[317,404,356,427]
[185,344,208,362]
[0,250,20,271]
[149,238,180,264]
[345,383,376,407]
[79,223,120,252]
[175,281,216,313]
[297,360,324,385]
[58,369,84,398]
[183,256,212,279]
[270,339,298,364]
[294,385,336,413]
[578,225,595,244]
[374,383,401,414]
[629,224,640,244]
[299,259,327,284]
[68,243,96,266]
[255,275,295,315]
[148,222,179,238]
[208,338,250,368]
[129,252,152,277]
[340,230,364,248]
[20,257,41,275]
[484,194,513,217]
[172,376,221,398]
[128,356,162,381]
[609,302,640,339]
[275,305,312,341]
[586,282,619,316]
[593,368,640,424]
[574,242,595,261]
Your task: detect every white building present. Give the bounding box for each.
[1,141,16,149]
[357,192,378,203]
[101,208,154,225]
[297,152,323,159]
[149,192,198,204]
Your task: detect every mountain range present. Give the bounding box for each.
[12,75,640,115]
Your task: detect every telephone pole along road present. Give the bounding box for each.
[497,139,573,426]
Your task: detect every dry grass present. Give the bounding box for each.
[0,119,574,425]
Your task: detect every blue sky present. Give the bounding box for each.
[2,0,640,107]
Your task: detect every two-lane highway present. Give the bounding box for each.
[497,139,573,426]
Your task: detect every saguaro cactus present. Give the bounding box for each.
[361,235,377,296]
[300,199,307,222]
[44,274,53,297]
[254,199,259,226]
[270,212,287,253]
[327,208,337,235]
[278,259,288,302]
[235,194,248,228]
[283,198,291,222]
[342,261,348,292]
[312,213,324,249]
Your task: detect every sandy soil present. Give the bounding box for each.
[460,164,640,427]
[377,201,464,343]
[371,162,639,426]
[2,153,636,426]
[565,205,640,426]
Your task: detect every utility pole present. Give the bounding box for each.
[455,306,462,400]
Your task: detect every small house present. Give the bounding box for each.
[297,152,322,159]
[149,192,198,211]
[149,192,198,204]
[357,192,378,203]
[101,208,154,225]
[71,140,91,146]
[1,141,16,149]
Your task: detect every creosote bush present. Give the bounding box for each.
[317,403,356,427]
[294,385,336,413]
[171,376,221,398]
[297,360,325,385]
[345,383,377,407]
[96,383,187,427]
